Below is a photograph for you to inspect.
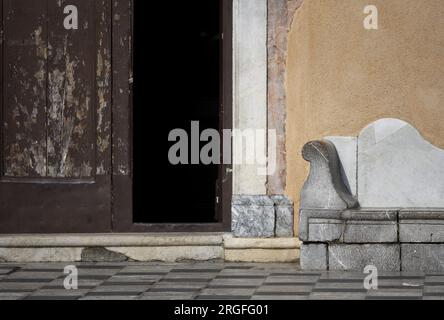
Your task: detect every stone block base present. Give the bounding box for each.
[300,209,444,272]
[232,195,294,238]
[300,244,400,271]
[328,244,400,271]
[402,244,444,272]
[224,234,300,262]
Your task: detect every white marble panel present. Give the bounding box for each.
[358,118,444,208]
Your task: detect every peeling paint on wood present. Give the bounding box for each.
[0,0,113,234]
[111,0,132,178]
[95,0,112,175]
[46,0,94,178]
[2,0,111,179]
[3,1,48,177]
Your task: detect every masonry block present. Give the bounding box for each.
[342,210,398,243]
[272,195,294,237]
[400,210,444,243]
[232,195,275,238]
[402,244,444,272]
[300,244,328,271]
[328,244,400,271]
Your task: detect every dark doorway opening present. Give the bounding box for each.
[133,0,231,227]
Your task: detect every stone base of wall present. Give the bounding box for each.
[224,234,300,262]
[0,233,300,263]
[232,195,294,238]
[300,209,444,272]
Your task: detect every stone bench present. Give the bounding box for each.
[299,118,444,272]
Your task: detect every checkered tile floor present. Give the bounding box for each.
[0,263,443,300]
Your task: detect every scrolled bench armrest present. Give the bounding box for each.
[300,140,358,210]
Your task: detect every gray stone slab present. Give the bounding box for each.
[366,289,423,298]
[25,296,82,300]
[270,195,293,206]
[0,293,29,300]
[218,269,268,276]
[299,209,342,242]
[400,221,444,243]
[256,285,313,293]
[377,271,425,277]
[120,265,173,273]
[81,296,137,300]
[152,283,206,290]
[169,268,221,273]
[378,279,424,288]
[343,221,397,243]
[402,244,444,272]
[45,278,103,287]
[252,295,309,300]
[308,219,343,242]
[109,274,163,281]
[232,195,275,238]
[195,295,251,300]
[0,267,17,275]
[139,293,196,300]
[314,282,366,290]
[341,209,398,221]
[208,279,264,287]
[309,292,367,300]
[161,278,209,283]
[329,244,400,271]
[6,271,61,279]
[275,206,294,238]
[163,272,217,280]
[423,286,444,293]
[319,272,366,280]
[341,208,398,243]
[300,244,328,271]
[216,275,265,280]
[400,210,444,242]
[232,195,274,206]
[199,288,256,296]
[264,275,319,284]
[358,118,444,208]
[91,286,149,293]
[425,275,444,282]
[302,209,399,243]
[30,289,90,297]
[86,291,141,297]
[0,282,47,291]
[423,296,444,300]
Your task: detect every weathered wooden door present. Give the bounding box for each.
[0,0,112,233]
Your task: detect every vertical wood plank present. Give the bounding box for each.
[95,0,112,177]
[112,0,132,231]
[46,0,95,178]
[0,0,3,176]
[112,0,131,178]
[3,0,48,177]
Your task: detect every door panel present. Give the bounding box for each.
[0,0,112,233]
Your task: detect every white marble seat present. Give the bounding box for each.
[299,118,444,272]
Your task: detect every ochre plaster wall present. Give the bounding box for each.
[286,0,444,231]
